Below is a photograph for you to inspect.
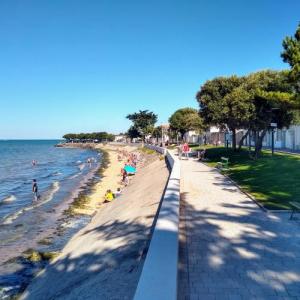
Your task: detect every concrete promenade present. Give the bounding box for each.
[178,158,300,300]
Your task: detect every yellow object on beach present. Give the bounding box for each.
[105,192,114,202]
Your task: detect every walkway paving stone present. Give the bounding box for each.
[178,158,300,300]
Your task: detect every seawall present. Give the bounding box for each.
[134,145,180,300]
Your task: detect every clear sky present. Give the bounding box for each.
[0,0,299,139]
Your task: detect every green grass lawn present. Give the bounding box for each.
[200,146,300,210]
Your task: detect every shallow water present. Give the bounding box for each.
[0,140,98,219]
[0,140,101,298]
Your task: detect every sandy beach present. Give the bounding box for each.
[20,144,169,300]
[0,144,126,267]
[71,143,139,215]
[0,143,165,299]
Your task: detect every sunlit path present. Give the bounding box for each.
[178,158,300,300]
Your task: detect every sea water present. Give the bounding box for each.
[0,140,99,222]
[0,140,101,263]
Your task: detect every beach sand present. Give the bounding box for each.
[72,143,138,215]
[20,145,169,300]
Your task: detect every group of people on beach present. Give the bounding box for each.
[104,149,141,203]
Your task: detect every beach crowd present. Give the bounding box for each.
[104,149,141,203]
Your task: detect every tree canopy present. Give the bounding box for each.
[196,75,253,150]
[126,126,140,141]
[126,110,157,141]
[243,70,296,157]
[63,132,114,142]
[196,70,298,156]
[281,22,300,93]
[169,107,203,139]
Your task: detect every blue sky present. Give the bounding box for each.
[0,0,299,139]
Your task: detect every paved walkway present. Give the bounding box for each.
[178,158,300,300]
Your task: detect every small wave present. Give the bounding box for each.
[40,181,60,206]
[69,173,80,179]
[76,160,82,164]
[0,195,16,204]
[52,171,62,176]
[37,161,55,166]
[78,163,85,171]
[2,181,60,225]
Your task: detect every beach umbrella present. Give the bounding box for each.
[124,165,136,174]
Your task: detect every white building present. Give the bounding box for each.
[114,135,126,143]
[262,125,300,150]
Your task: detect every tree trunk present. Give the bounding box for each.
[238,129,250,151]
[180,131,185,142]
[254,129,267,159]
[231,128,237,151]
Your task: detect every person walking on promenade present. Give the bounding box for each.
[182,142,190,160]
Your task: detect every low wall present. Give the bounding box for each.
[134,145,180,300]
[145,144,167,155]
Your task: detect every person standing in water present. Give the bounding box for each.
[32,179,38,201]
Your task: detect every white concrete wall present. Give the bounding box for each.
[134,145,180,300]
[146,144,167,155]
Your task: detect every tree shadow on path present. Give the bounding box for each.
[178,190,300,300]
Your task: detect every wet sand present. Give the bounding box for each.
[21,147,169,300]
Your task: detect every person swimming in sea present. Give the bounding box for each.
[87,158,92,167]
[32,179,39,201]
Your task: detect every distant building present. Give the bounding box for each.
[244,125,300,151]
[114,134,126,143]
[149,123,170,145]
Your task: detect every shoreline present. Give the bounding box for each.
[20,144,169,300]
[0,143,139,299]
[64,143,140,216]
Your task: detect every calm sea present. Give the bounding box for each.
[0,140,101,297]
[0,140,99,222]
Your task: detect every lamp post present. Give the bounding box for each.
[161,125,165,147]
[225,131,229,149]
[270,123,277,156]
[269,107,279,156]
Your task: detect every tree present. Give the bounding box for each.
[63,133,77,141]
[244,70,296,158]
[62,132,114,142]
[281,23,300,93]
[169,107,203,140]
[152,126,162,143]
[126,110,157,142]
[196,76,252,150]
[126,126,140,142]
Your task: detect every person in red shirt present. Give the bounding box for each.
[182,142,190,160]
